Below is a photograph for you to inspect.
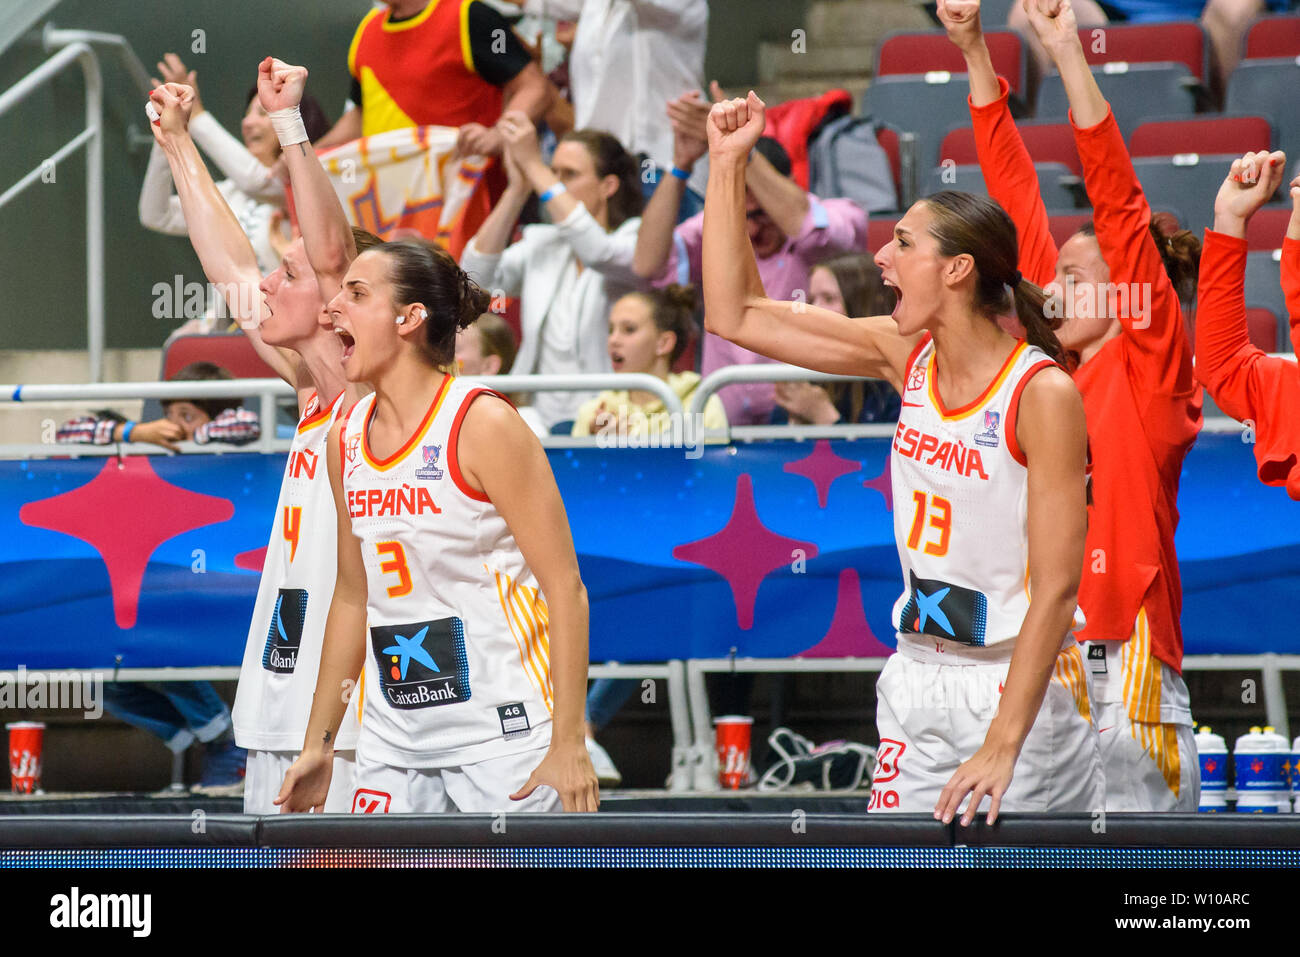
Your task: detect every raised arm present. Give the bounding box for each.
[634,92,710,279]
[942,0,1057,285]
[457,394,599,813]
[148,83,298,386]
[702,93,918,391]
[936,366,1088,826]
[1196,152,1300,498]
[276,420,368,812]
[259,58,357,304]
[1285,177,1300,354]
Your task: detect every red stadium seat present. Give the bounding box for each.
[1244,14,1300,60]
[1075,21,1208,82]
[1048,213,1093,248]
[161,334,278,381]
[868,217,900,254]
[877,29,1026,95]
[938,122,1082,176]
[1129,116,1272,159]
[1244,206,1293,251]
[876,125,903,203]
[1244,307,1280,352]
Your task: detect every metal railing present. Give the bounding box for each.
[0,40,103,382]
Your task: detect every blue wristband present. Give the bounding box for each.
[122,421,136,443]
[670,165,692,181]
[538,182,567,203]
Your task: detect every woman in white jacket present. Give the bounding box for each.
[139,53,331,327]
[460,111,646,429]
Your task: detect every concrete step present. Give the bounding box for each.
[806,0,935,46]
[758,40,875,83]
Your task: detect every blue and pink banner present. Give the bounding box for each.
[1,433,1296,669]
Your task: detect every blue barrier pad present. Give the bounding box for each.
[1,433,1296,669]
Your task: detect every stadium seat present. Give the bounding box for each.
[1129,116,1273,159]
[863,74,976,172]
[1075,21,1209,82]
[1244,307,1280,352]
[1131,153,1245,238]
[1244,206,1293,251]
[1244,14,1300,60]
[876,125,904,209]
[923,161,1081,209]
[1048,213,1094,247]
[868,216,900,254]
[161,333,278,381]
[1035,64,1198,136]
[938,122,1082,176]
[1244,249,1286,335]
[1225,59,1300,165]
[877,29,1027,96]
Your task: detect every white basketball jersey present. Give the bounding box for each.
[890,334,1085,648]
[233,391,361,751]
[339,376,553,769]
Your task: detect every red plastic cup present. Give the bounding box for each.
[714,715,753,790]
[7,722,45,794]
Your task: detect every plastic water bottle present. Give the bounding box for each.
[1234,726,1289,812]
[1195,726,1227,813]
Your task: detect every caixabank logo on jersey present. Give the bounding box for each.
[897,570,989,646]
[369,617,471,709]
[262,588,308,673]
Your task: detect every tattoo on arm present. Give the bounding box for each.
[322,730,332,744]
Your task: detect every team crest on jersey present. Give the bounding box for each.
[416,444,444,481]
[907,363,926,392]
[370,617,470,709]
[973,410,1001,448]
[262,588,308,673]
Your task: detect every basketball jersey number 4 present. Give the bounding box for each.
[907,491,951,557]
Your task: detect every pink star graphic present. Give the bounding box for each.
[783,439,862,509]
[235,546,268,572]
[20,456,235,629]
[863,455,893,511]
[797,568,895,658]
[672,474,818,629]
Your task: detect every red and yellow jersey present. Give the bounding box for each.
[891,334,1085,648]
[339,376,552,768]
[348,0,505,136]
[233,391,361,752]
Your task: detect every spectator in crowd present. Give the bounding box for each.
[634,109,868,425]
[572,284,727,436]
[456,312,550,437]
[502,0,710,213]
[570,283,725,786]
[460,112,645,429]
[139,53,331,287]
[101,682,247,795]
[316,0,555,158]
[57,362,261,452]
[772,254,902,425]
[1006,0,1286,101]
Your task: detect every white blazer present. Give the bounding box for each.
[459,203,644,382]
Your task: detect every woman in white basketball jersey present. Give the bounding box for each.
[702,93,1103,824]
[148,81,375,813]
[275,238,599,814]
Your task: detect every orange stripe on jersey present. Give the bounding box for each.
[928,340,1028,421]
[458,0,476,74]
[491,565,554,714]
[362,375,453,471]
[298,390,345,434]
[1004,360,1058,466]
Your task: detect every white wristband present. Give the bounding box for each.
[269,106,309,147]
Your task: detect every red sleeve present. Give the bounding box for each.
[1071,107,1195,398]
[1196,229,1300,498]
[1282,236,1300,355]
[968,77,1057,287]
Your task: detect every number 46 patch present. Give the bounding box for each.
[497,703,531,740]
